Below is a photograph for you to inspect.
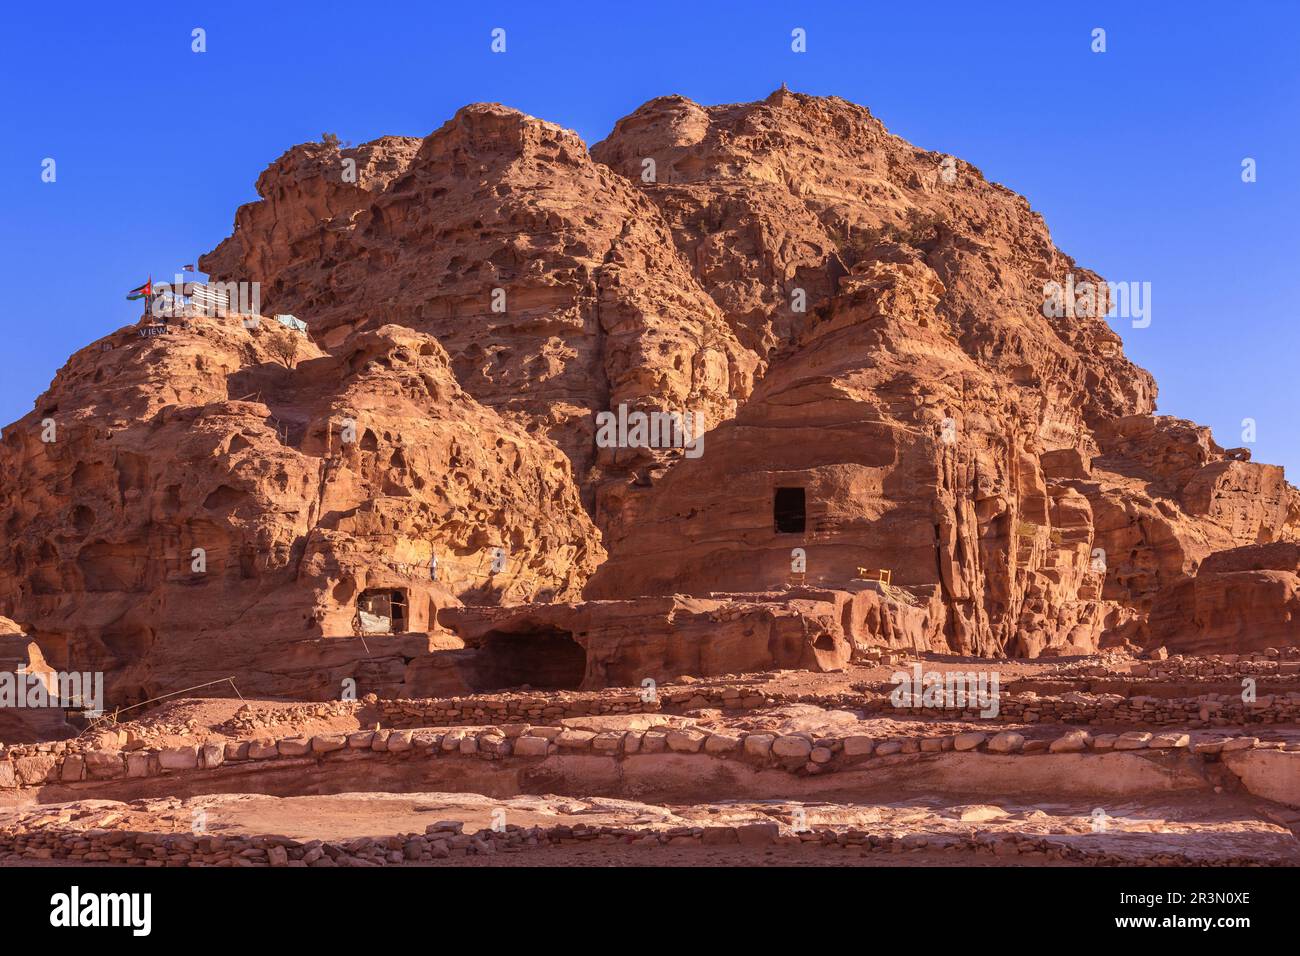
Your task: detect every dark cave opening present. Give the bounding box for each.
[774,486,806,534]
[471,626,587,691]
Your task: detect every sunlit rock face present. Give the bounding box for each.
[2,89,1296,711]
[0,316,601,704]
[200,106,756,507]
[586,90,1298,656]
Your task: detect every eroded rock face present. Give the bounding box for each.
[0,616,74,742]
[592,88,1154,427]
[0,315,601,703]
[3,89,1297,706]
[584,90,1298,657]
[201,105,756,504]
[1088,415,1294,600]
[438,592,857,691]
[1143,543,1300,655]
[585,255,1117,656]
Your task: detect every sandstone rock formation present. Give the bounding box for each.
[0,616,73,741]
[200,106,756,505]
[1142,542,1300,655]
[1,88,1297,709]
[437,590,871,693]
[585,250,1115,658]
[586,90,1299,656]
[0,313,600,703]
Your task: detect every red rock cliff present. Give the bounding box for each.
[3,89,1296,703]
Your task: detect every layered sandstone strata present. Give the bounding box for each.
[1,89,1297,711]
[1142,543,1300,655]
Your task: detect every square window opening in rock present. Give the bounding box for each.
[356,588,408,635]
[774,487,806,534]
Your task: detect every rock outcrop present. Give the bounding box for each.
[0,616,74,741]
[201,106,756,505]
[0,313,601,703]
[1,89,1296,709]
[584,252,1114,656]
[585,90,1298,656]
[591,88,1154,424]
[1142,543,1300,655]
[438,594,852,692]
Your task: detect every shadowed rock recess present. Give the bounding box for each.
[3,90,1299,709]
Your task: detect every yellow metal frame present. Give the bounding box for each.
[856,567,892,585]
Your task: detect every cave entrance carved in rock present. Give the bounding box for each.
[471,626,587,692]
[774,487,806,534]
[355,588,408,635]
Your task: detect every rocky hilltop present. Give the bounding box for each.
[2,89,1296,705]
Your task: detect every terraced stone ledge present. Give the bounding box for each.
[372,683,1300,730]
[875,691,1300,727]
[373,686,771,727]
[1038,648,1300,681]
[4,724,1295,793]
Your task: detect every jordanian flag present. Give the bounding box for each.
[125,278,152,301]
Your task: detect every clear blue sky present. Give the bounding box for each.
[2,1,1297,474]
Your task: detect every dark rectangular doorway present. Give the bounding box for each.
[473,627,587,691]
[774,487,806,533]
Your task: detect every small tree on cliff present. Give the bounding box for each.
[267,332,299,369]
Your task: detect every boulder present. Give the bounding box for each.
[158,746,200,770]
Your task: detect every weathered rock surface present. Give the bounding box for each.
[201,105,756,505]
[437,592,854,691]
[585,251,1120,657]
[0,315,600,703]
[2,89,1297,712]
[586,90,1299,656]
[0,616,75,741]
[1142,542,1300,655]
[592,88,1153,423]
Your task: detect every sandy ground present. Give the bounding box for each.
[6,787,1295,866]
[400,844,1081,867]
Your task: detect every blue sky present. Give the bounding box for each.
[2,1,1297,474]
